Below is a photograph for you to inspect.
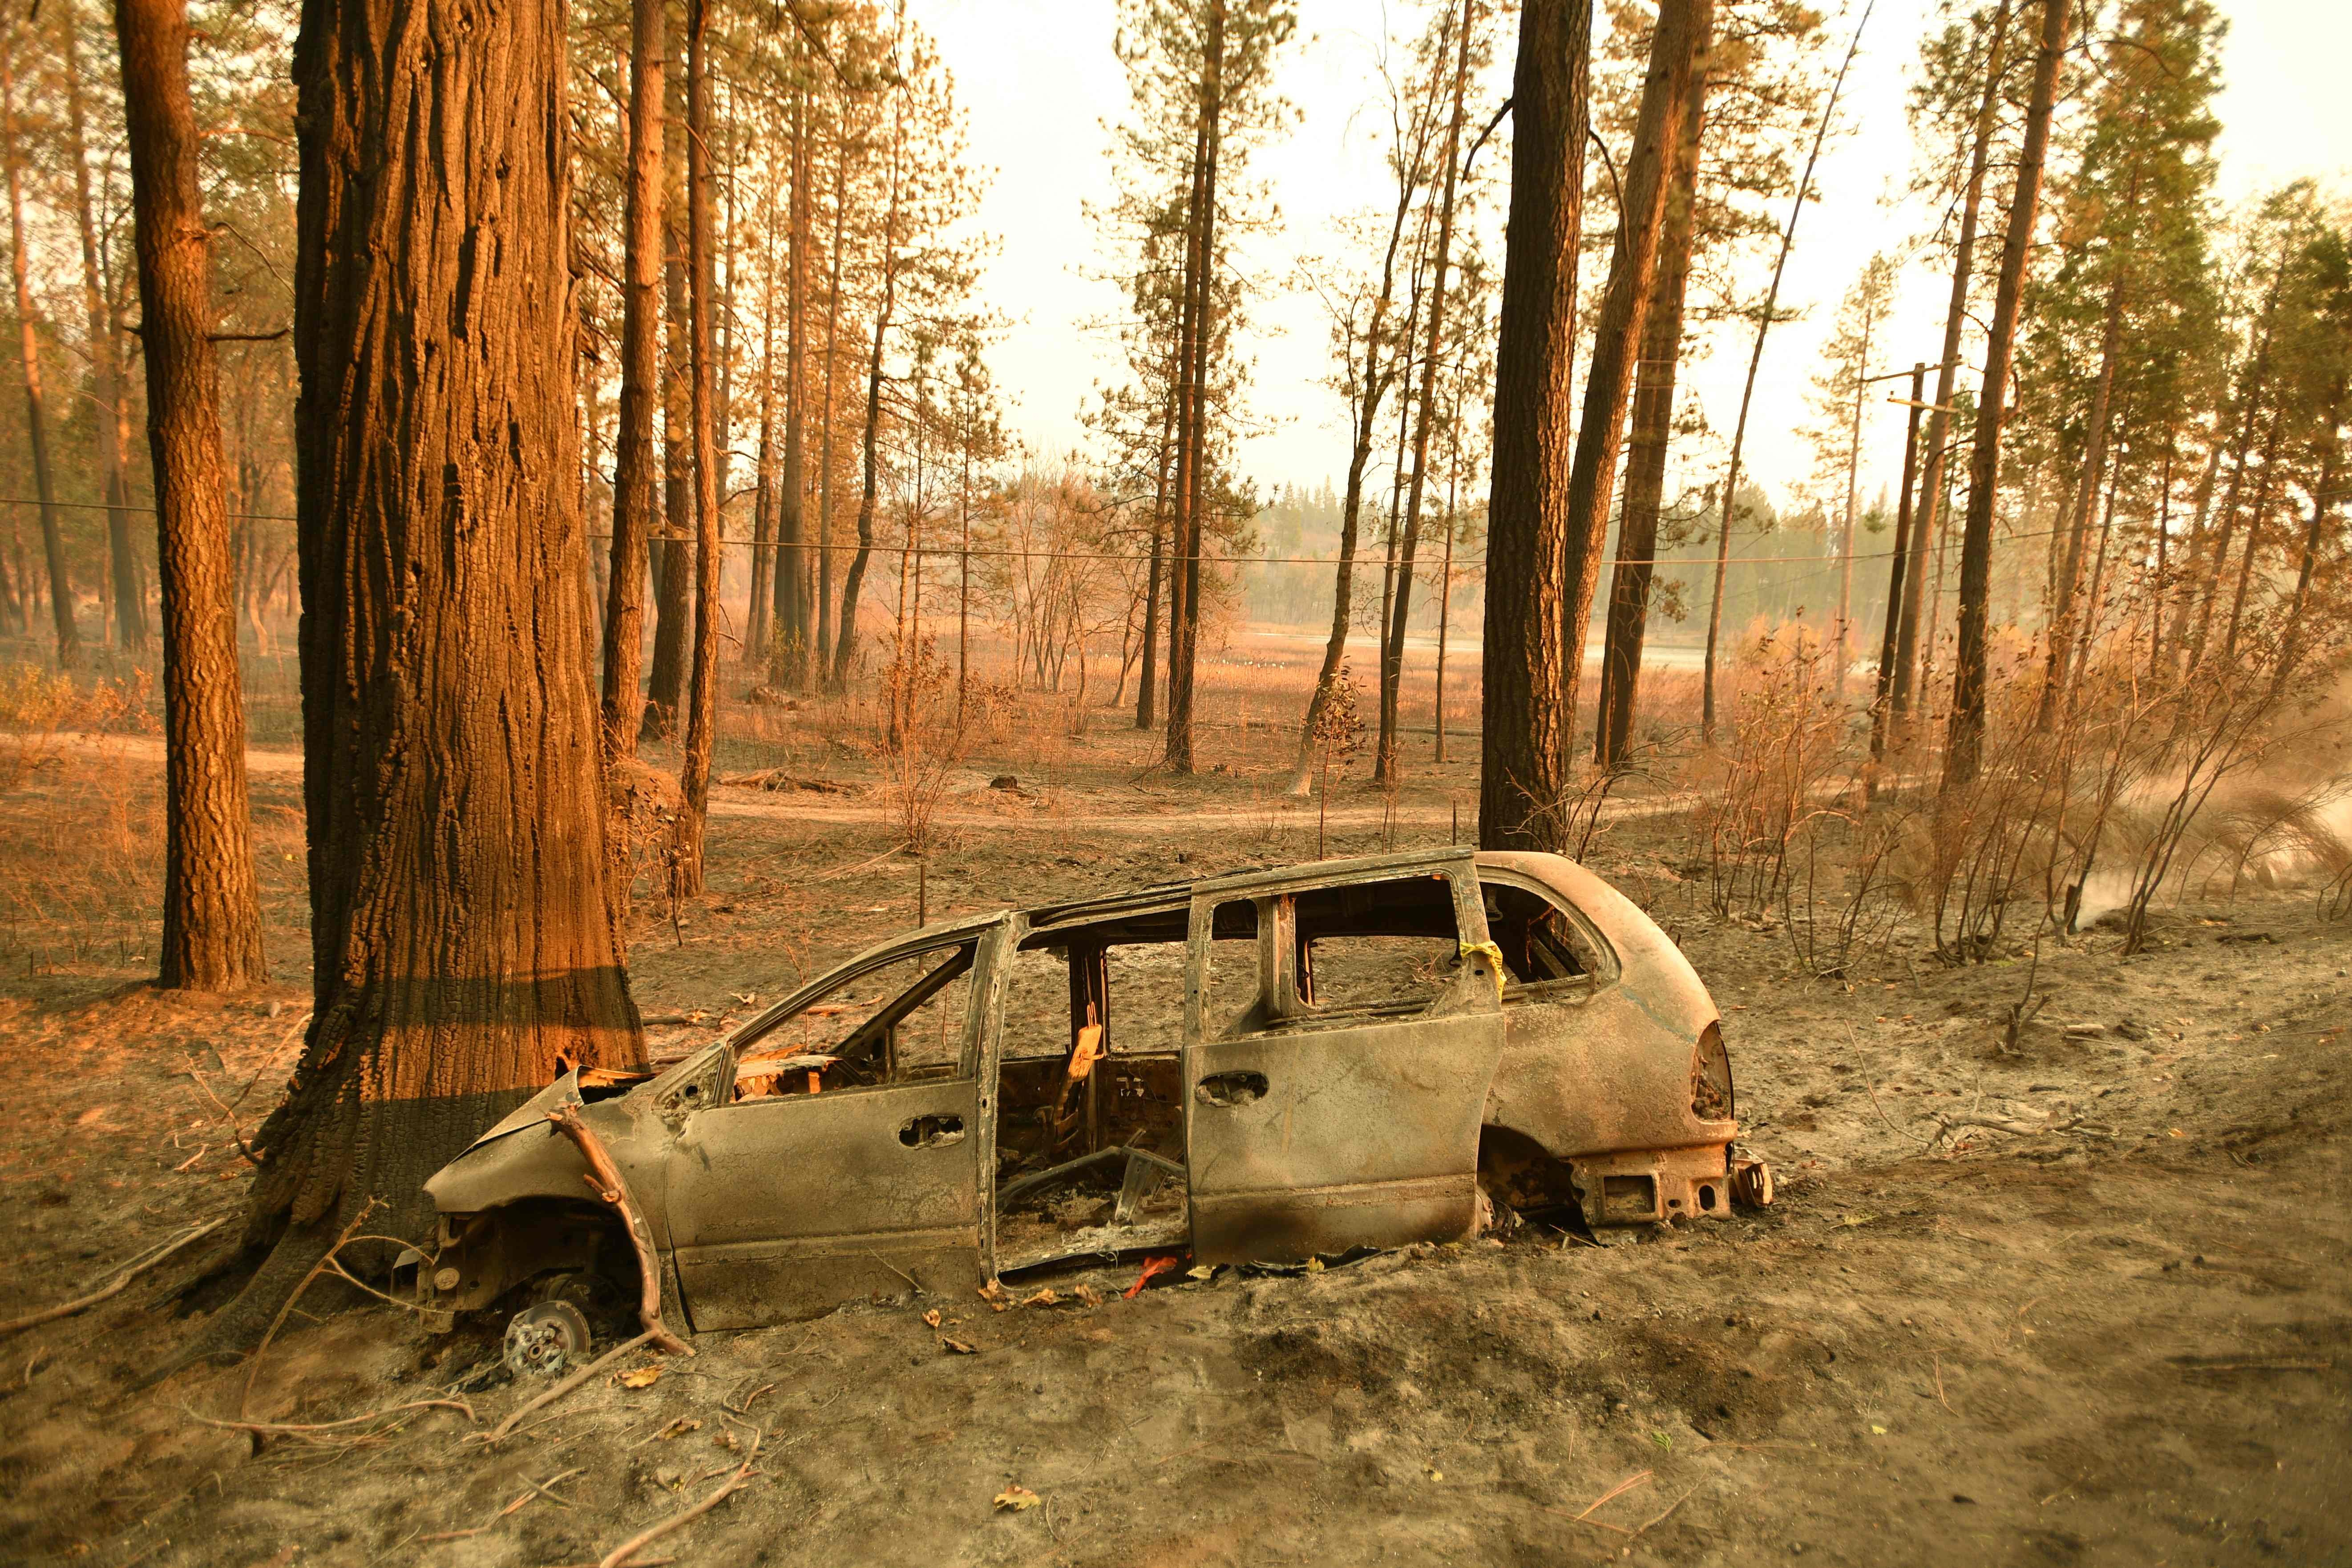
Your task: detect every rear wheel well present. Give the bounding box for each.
[1477,1127,1587,1233]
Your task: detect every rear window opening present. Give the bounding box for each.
[1482,879,1612,989]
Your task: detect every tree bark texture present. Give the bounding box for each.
[1,33,80,668]
[114,0,266,991]
[1945,0,2067,787]
[675,0,722,896]
[599,0,664,763]
[233,0,644,1344]
[1556,0,1702,772]
[1477,0,1589,852]
[772,85,812,687]
[1594,2,1710,771]
[1163,0,1225,776]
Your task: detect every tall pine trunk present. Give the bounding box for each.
[1595,2,1710,768]
[1555,0,1703,766]
[0,31,79,668]
[114,0,265,991]
[815,132,848,674]
[1163,0,1225,775]
[1946,0,2067,786]
[773,85,812,687]
[831,109,903,694]
[194,0,643,1359]
[598,0,664,762]
[641,20,693,744]
[1477,0,1589,851]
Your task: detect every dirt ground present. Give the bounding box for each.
[0,722,2347,1568]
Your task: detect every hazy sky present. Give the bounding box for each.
[912,0,2352,519]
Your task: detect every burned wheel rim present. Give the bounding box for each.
[503,1299,593,1378]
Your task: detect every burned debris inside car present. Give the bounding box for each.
[416,849,1770,1342]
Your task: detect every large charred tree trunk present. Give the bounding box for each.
[598,0,664,762]
[1556,0,1703,770]
[0,34,80,669]
[1477,0,1589,852]
[675,0,722,894]
[1897,0,2012,731]
[1594,2,1710,769]
[1945,0,2067,786]
[197,0,644,1358]
[1374,0,1478,787]
[114,0,265,991]
[62,0,145,653]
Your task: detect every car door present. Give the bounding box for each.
[1180,857,1506,1265]
[664,927,997,1330]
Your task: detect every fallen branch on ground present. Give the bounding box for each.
[0,1219,224,1338]
[547,1108,692,1355]
[598,1447,760,1568]
[185,1398,475,1443]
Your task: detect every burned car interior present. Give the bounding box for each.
[419,849,1769,1340]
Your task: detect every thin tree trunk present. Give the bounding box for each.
[831,118,902,694]
[599,0,665,762]
[1,32,80,668]
[1945,0,2067,787]
[815,128,847,674]
[2036,268,2125,730]
[1701,3,1869,738]
[745,174,776,671]
[1375,0,1479,786]
[2064,449,2122,709]
[675,0,722,895]
[1136,362,1177,730]
[1833,298,1870,696]
[2219,407,2282,666]
[2271,376,2346,693]
[1477,0,1590,851]
[61,0,144,653]
[1164,0,1226,775]
[190,0,644,1362]
[114,0,264,990]
[1595,2,1710,769]
[1895,0,2013,735]
[774,85,812,687]
[1555,0,1704,766]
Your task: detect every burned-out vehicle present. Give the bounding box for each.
[420,849,1769,1335]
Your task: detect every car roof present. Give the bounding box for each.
[1021,846,1476,932]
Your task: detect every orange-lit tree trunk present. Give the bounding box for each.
[598,0,665,762]
[198,0,644,1355]
[1477,0,1588,851]
[114,0,265,991]
[1594,0,1712,769]
[1558,0,1704,770]
[641,13,692,744]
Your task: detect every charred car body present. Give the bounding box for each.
[420,849,1770,1334]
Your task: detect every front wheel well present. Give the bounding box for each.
[433,1198,633,1314]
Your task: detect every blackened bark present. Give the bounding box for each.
[1,36,79,668]
[1477,0,1588,852]
[190,0,644,1359]
[831,142,899,693]
[114,0,265,991]
[1595,2,1710,769]
[1557,0,1703,772]
[1946,0,2067,786]
[599,0,664,762]
[675,0,722,894]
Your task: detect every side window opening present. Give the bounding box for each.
[1483,879,1612,992]
[1205,875,1477,1040]
[729,941,976,1098]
